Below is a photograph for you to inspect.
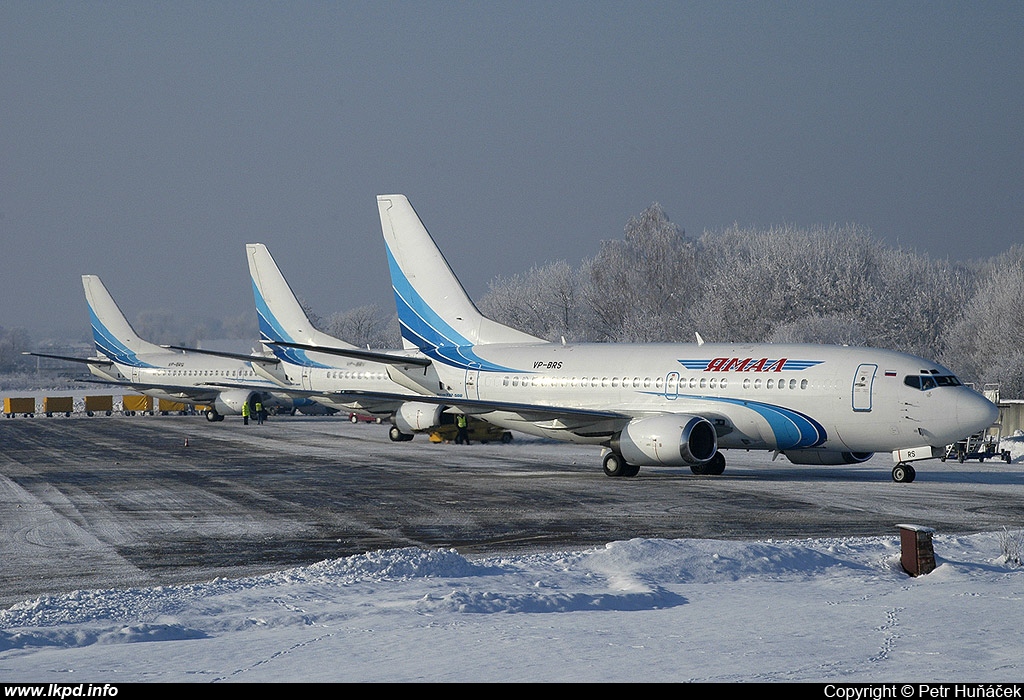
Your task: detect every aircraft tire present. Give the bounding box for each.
[704,452,726,475]
[602,452,630,477]
[389,426,413,442]
[892,464,916,483]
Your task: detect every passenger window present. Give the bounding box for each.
[767,379,774,389]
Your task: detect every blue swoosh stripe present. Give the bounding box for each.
[252,280,332,369]
[386,245,524,373]
[89,307,158,368]
[711,396,826,448]
[639,392,827,449]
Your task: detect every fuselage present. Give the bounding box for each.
[252,352,413,414]
[95,351,296,413]
[421,341,997,453]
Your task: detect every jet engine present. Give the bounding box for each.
[212,389,257,417]
[612,414,718,467]
[393,402,444,434]
[783,449,874,465]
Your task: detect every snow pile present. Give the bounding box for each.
[0,533,1020,682]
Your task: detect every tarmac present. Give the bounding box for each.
[2,413,1022,607]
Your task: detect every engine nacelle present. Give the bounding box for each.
[394,402,444,434]
[783,449,874,465]
[213,389,257,416]
[612,414,718,467]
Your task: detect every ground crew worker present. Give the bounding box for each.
[241,400,250,425]
[455,413,470,444]
[255,400,263,425]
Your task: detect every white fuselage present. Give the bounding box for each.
[253,353,416,414]
[421,340,995,454]
[95,351,291,413]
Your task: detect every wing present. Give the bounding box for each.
[281,386,631,431]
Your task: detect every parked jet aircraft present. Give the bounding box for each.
[28,275,302,421]
[375,194,999,482]
[245,242,496,441]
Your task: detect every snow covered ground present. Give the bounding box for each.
[0,515,1021,682]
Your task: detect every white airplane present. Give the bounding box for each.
[245,242,500,441]
[28,275,305,421]
[375,194,999,483]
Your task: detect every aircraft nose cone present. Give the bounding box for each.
[958,390,999,436]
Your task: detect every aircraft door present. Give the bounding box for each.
[852,364,877,412]
[302,367,313,391]
[465,369,479,399]
[665,371,680,400]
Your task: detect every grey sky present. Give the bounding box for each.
[3,2,1022,341]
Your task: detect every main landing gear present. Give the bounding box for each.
[892,463,916,483]
[601,450,727,477]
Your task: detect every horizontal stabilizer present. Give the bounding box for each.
[23,351,113,366]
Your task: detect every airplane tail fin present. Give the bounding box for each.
[81,275,165,363]
[246,243,357,366]
[376,194,542,355]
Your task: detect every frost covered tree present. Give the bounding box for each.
[939,246,1024,392]
[479,261,583,341]
[0,326,32,373]
[688,224,882,343]
[580,203,699,342]
[768,314,868,346]
[325,304,401,350]
[686,223,974,355]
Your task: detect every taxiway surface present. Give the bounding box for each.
[1,414,1022,606]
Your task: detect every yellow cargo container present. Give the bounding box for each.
[122,395,153,414]
[43,396,74,417]
[158,399,188,414]
[85,395,113,416]
[3,397,35,417]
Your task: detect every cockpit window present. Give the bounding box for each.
[904,374,962,391]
